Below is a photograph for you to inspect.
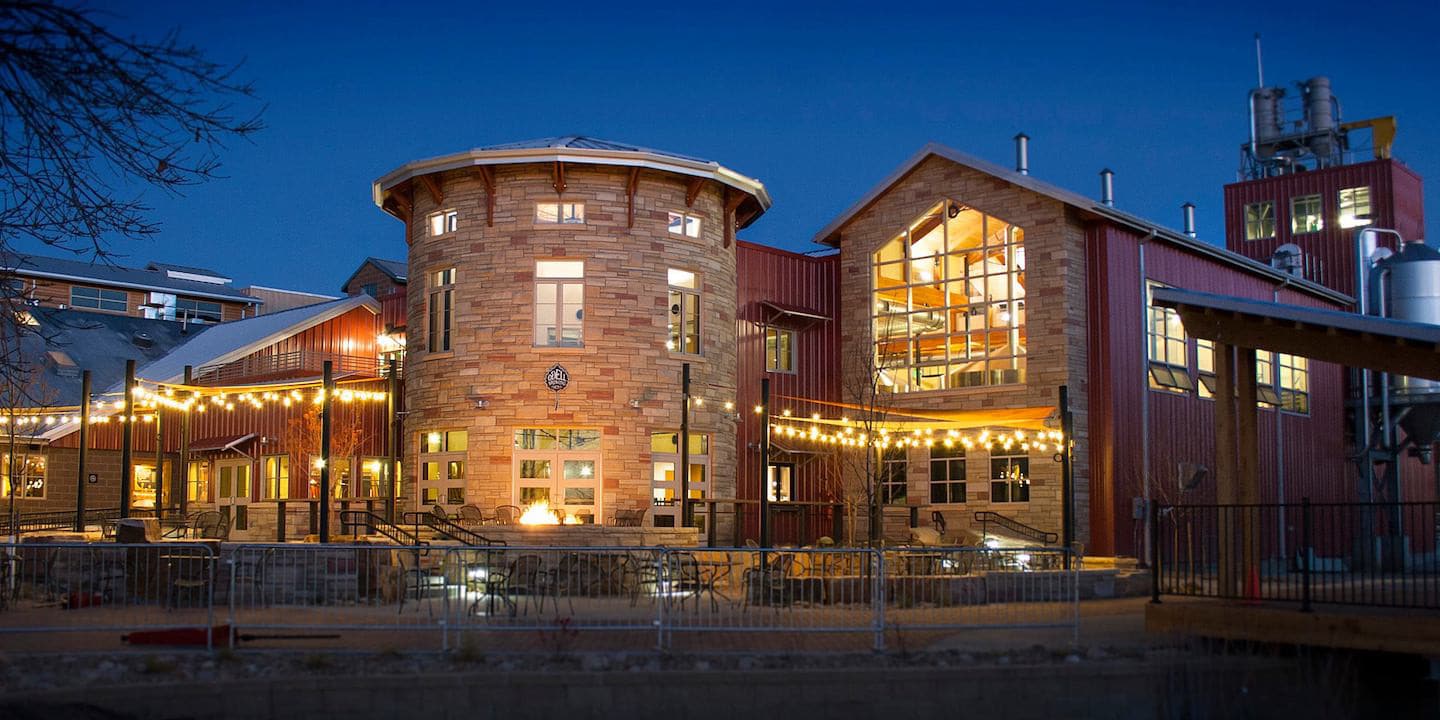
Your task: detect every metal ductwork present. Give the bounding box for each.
[1181,202,1196,238]
[1014,133,1029,176]
[1099,169,1114,207]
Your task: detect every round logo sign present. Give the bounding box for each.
[544,364,570,392]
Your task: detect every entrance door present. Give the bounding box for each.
[216,459,252,531]
[650,432,710,529]
[513,428,602,524]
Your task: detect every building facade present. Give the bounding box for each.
[2,255,262,322]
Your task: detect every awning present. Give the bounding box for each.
[761,300,830,322]
[773,394,1056,432]
[189,433,258,453]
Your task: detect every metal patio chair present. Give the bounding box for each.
[493,505,521,525]
[456,504,486,526]
[396,547,447,615]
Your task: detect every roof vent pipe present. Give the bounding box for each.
[1099,169,1115,207]
[1182,202,1197,238]
[1014,133,1030,176]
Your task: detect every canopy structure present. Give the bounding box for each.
[773,394,1055,432]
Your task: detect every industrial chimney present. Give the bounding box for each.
[1014,133,1030,176]
[1099,169,1114,207]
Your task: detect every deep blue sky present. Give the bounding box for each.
[43,0,1440,294]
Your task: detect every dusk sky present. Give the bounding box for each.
[40,0,1440,295]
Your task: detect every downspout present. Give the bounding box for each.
[1138,229,1156,565]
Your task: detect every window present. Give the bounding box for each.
[1338,187,1372,229]
[359,458,391,498]
[667,268,700,354]
[1147,282,1193,392]
[1278,354,1310,414]
[667,212,701,238]
[186,461,210,502]
[535,261,584,347]
[428,268,455,353]
[872,200,1026,392]
[1244,201,1276,241]
[70,286,127,313]
[766,464,793,502]
[262,455,290,500]
[989,454,1029,503]
[1196,339,1217,398]
[2,453,45,499]
[175,298,222,323]
[1291,195,1323,234]
[1255,351,1282,406]
[928,443,966,504]
[429,210,458,236]
[420,430,467,507]
[535,202,585,224]
[765,327,795,373]
[514,428,601,524]
[651,432,710,528]
[880,445,907,504]
[361,283,378,298]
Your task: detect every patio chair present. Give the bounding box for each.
[396,547,447,615]
[503,554,554,616]
[456,504,486,527]
[430,505,450,521]
[493,505,521,525]
[229,547,277,607]
[554,552,609,613]
[622,550,662,607]
[192,511,229,541]
[743,552,795,610]
[660,551,706,613]
[931,511,948,537]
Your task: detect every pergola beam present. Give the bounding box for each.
[1178,310,1440,380]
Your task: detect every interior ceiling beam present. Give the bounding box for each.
[685,178,704,207]
[1176,308,1440,380]
[475,166,496,227]
[419,175,444,208]
[552,161,566,194]
[626,167,641,229]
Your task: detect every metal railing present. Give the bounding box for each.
[1,542,1078,653]
[194,350,389,385]
[974,511,1060,545]
[1,507,127,535]
[1153,500,1440,611]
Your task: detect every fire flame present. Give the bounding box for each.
[517,500,584,525]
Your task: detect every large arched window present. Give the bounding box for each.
[872,200,1026,392]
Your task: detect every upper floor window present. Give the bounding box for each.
[1291,195,1323,235]
[667,269,700,354]
[668,212,701,238]
[361,283,378,298]
[928,443,966,504]
[1196,339,1217,398]
[872,200,1026,392]
[1244,201,1276,241]
[880,445,908,504]
[428,268,455,353]
[1147,282,1193,392]
[1278,353,1310,414]
[262,455,290,500]
[1255,350,1282,406]
[536,202,585,225]
[176,298,222,323]
[1338,187,1372,229]
[535,260,584,347]
[429,210,458,236]
[990,453,1029,503]
[71,286,127,313]
[765,327,795,373]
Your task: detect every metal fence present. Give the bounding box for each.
[1153,500,1440,611]
[1,542,1077,653]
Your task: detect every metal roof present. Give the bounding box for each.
[372,135,771,225]
[341,257,408,292]
[5,254,259,304]
[146,262,231,281]
[810,143,1350,306]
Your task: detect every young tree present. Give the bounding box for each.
[281,404,366,499]
[828,323,906,545]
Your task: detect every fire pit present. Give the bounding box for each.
[517,500,582,526]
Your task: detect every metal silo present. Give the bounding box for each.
[1305,77,1338,160]
[1378,240,1440,448]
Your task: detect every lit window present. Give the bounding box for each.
[428,268,456,353]
[535,261,584,347]
[262,455,290,500]
[990,454,1029,503]
[766,464,792,502]
[1255,351,1282,406]
[1338,187,1372,229]
[419,430,467,507]
[1244,201,1275,241]
[1196,339,1217,398]
[186,461,210,503]
[70,286,127,313]
[667,268,700,354]
[871,200,1026,392]
[513,428,601,524]
[175,298,222,323]
[1278,354,1309,414]
[765,327,795,373]
[929,443,966,504]
[667,212,702,238]
[1291,195,1323,234]
[1147,282,1193,392]
[358,457,392,498]
[535,202,585,225]
[2,453,45,499]
[881,445,907,504]
[429,210,458,236]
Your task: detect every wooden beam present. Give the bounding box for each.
[723,189,745,249]
[552,161,566,194]
[1177,309,1440,380]
[685,178,704,207]
[389,184,413,223]
[626,167,640,229]
[1235,346,1261,600]
[1213,341,1237,598]
[419,175,444,208]
[475,166,495,227]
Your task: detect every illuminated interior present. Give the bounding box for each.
[872,200,1027,391]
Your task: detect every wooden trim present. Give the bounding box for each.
[685,178,704,207]
[626,167,640,229]
[552,161,566,194]
[475,166,496,227]
[419,175,444,208]
[723,189,746,249]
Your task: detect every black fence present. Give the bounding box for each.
[0,507,126,535]
[1152,500,1440,611]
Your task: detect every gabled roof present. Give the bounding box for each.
[373,135,771,228]
[125,294,380,386]
[811,143,1350,305]
[341,257,407,292]
[5,253,258,304]
[146,262,231,283]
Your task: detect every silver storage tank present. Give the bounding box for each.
[1252,87,1284,156]
[1380,240,1440,446]
[1305,76,1336,158]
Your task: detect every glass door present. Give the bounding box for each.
[216,459,251,531]
[513,428,602,524]
[650,432,709,530]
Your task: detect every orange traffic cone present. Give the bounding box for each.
[1242,566,1262,606]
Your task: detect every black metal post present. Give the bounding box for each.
[7,408,16,535]
[178,366,191,517]
[119,359,135,517]
[154,403,164,517]
[386,356,398,524]
[1301,496,1313,613]
[759,377,770,547]
[277,500,286,542]
[1060,385,1074,571]
[1149,500,1161,604]
[320,361,333,543]
[75,370,91,532]
[679,362,691,528]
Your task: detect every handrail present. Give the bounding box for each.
[973,511,1059,545]
[401,511,504,546]
[337,510,424,546]
[0,506,126,535]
